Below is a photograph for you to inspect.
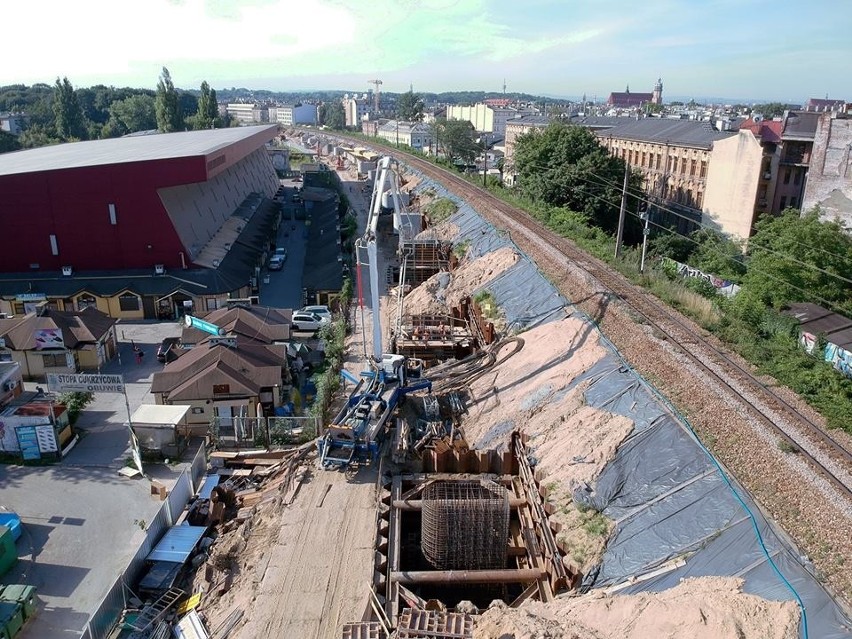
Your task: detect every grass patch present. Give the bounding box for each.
[424,197,458,223]
[452,239,470,260]
[473,289,499,320]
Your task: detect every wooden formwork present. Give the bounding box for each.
[396,609,473,639]
[341,622,387,639]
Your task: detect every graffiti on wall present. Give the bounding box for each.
[825,342,852,379]
[800,331,819,355]
[661,258,741,297]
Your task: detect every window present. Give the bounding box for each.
[690,160,696,177]
[118,293,140,311]
[700,161,707,179]
[42,353,66,367]
[77,295,97,311]
[789,196,797,209]
[108,203,117,225]
[793,171,801,186]
[49,234,59,256]
[206,298,222,311]
[779,196,787,209]
[783,169,791,185]
[213,384,230,395]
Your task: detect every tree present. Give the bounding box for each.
[155,67,183,132]
[743,208,852,313]
[689,228,746,282]
[0,130,20,153]
[324,100,346,130]
[105,94,157,137]
[751,102,792,118]
[396,90,424,122]
[53,77,88,140]
[434,118,479,165]
[513,122,643,239]
[194,81,221,129]
[18,125,62,149]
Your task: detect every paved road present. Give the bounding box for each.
[1,321,193,638]
[261,183,307,309]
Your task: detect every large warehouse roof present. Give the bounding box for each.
[0,124,278,177]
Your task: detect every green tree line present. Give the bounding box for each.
[0,67,230,151]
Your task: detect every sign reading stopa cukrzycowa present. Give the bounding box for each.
[46,373,125,394]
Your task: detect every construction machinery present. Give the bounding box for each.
[318,156,431,470]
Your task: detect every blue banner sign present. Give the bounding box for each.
[184,315,226,336]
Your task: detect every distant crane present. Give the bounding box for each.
[368,79,382,113]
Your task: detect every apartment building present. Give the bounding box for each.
[597,119,732,233]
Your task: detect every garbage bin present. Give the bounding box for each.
[0,586,37,621]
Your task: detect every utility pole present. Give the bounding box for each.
[482,133,488,187]
[614,164,629,259]
[639,202,650,272]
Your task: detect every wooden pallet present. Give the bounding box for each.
[397,609,473,639]
[340,621,387,639]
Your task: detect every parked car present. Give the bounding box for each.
[300,305,332,324]
[273,247,287,261]
[157,337,181,362]
[269,254,285,270]
[291,312,324,332]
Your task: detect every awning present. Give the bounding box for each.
[146,525,207,563]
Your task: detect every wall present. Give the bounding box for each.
[446,104,493,133]
[802,114,852,227]
[0,158,202,273]
[703,130,763,240]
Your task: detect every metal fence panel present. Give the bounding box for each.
[190,445,207,490]
[83,572,128,639]
[167,472,193,524]
[266,416,319,447]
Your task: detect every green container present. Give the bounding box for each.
[0,527,17,578]
[0,602,23,639]
[0,586,36,621]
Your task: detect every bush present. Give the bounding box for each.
[57,391,94,425]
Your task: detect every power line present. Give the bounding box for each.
[559,182,852,316]
[578,167,852,270]
[575,170,852,286]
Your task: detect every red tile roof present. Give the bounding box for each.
[739,118,782,144]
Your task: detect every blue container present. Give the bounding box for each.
[0,516,20,544]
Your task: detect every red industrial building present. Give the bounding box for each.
[0,125,282,319]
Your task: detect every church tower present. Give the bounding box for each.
[652,78,663,105]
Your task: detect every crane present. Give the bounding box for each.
[368,79,382,113]
[317,155,430,471]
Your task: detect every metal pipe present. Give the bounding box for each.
[391,568,544,585]
[393,498,526,511]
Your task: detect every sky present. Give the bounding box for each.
[4,0,850,103]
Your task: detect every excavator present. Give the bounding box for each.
[317,156,431,470]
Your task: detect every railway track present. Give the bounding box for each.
[410,156,852,502]
[310,136,852,504]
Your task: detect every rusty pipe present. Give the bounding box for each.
[390,568,544,585]
[392,497,526,511]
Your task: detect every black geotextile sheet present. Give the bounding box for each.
[408,168,852,638]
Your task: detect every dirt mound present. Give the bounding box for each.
[399,246,520,317]
[416,222,460,243]
[474,577,800,639]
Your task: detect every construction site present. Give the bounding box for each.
[106,152,852,639]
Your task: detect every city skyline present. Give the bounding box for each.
[3,0,850,103]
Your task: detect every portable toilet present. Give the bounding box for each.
[0,586,37,621]
[0,527,17,578]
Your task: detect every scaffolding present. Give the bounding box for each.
[421,480,510,571]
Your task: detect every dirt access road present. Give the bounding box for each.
[232,466,378,639]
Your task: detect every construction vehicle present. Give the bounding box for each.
[318,156,431,470]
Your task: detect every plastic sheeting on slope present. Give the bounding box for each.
[572,353,852,638]
[406,167,852,638]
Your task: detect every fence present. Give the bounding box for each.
[80,445,207,639]
[210,415,320,449]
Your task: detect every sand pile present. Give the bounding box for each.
[399,246,520,317]
[474,577,800,639]
[464,316,610,449]
[415,221,460,243]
